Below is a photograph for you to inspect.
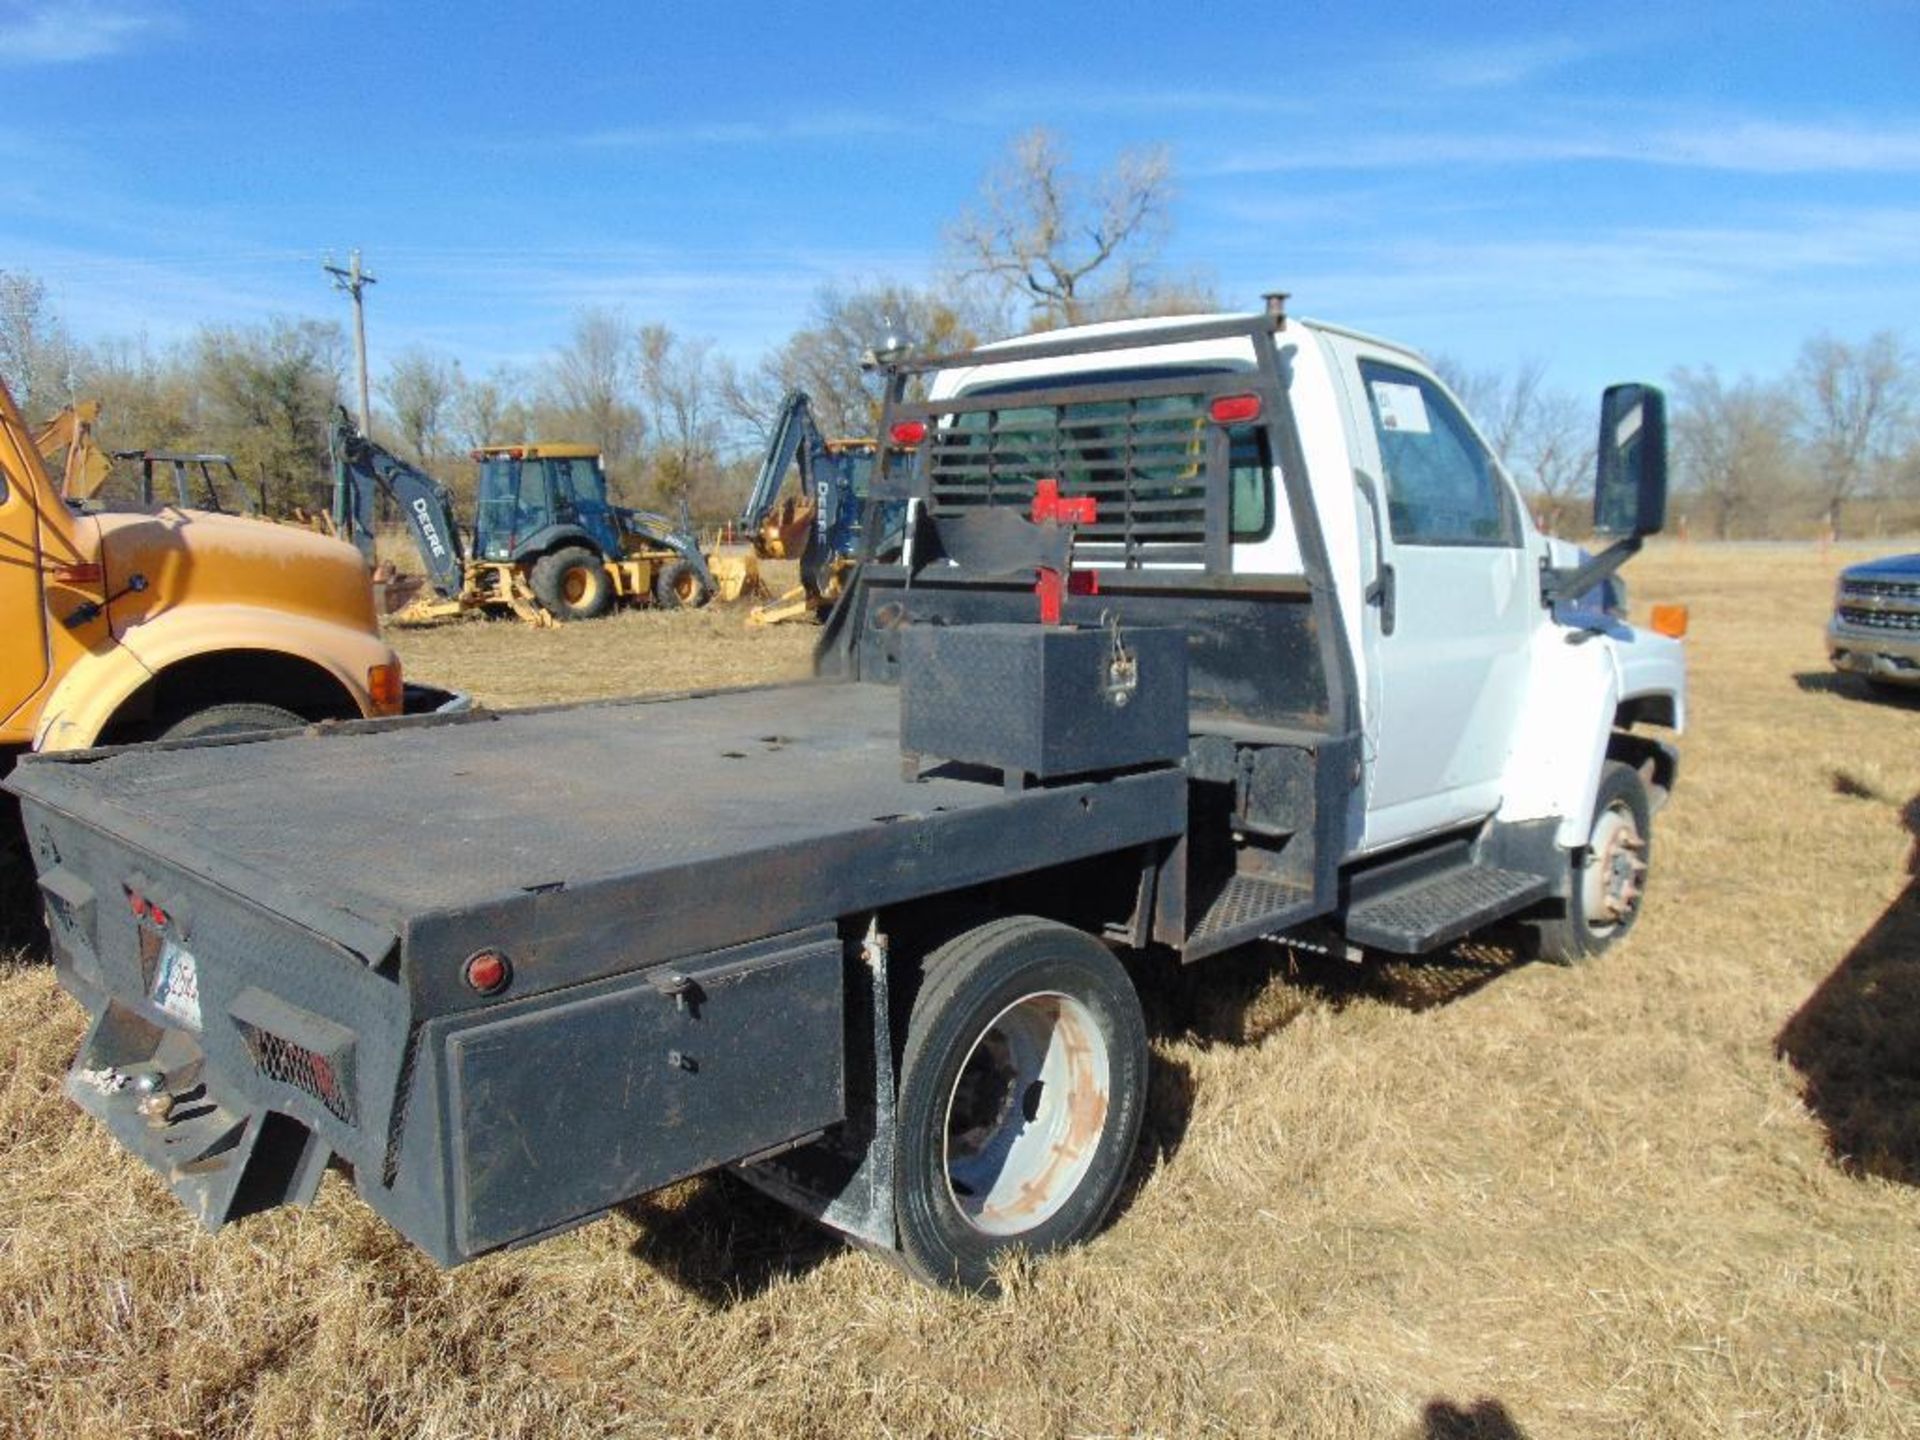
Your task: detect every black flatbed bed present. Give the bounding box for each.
[12,681,1187,974]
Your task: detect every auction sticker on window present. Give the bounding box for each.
[150,937,203,1029]
[1371,380,1432,434]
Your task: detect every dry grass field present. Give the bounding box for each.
[2,543,1917,1438]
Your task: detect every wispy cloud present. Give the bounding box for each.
[574,112,909,149]
[0,2,163,65]
[1411,36,1599,90]
[1209,118,1920,176]
[1270,207,1920,319]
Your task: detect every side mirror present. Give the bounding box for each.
[1593,383,1667,537]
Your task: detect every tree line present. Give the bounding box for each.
[3,126,1916,537]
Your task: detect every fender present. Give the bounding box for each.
[1497,616,1686,848]
[33,604,395,751]
[510,525,600,565]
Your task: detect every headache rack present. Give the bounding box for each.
[869,301,1301,576]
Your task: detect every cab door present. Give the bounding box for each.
[0,434,51,731]
[1325,339,1536,851]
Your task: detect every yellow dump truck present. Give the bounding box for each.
[1,376,444,758]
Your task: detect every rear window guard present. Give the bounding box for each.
[880,372,1280,575]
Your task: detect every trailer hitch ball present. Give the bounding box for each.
[463,949,512,996]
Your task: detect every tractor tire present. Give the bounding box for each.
[652,558,712,611]
[891,916,1148,1293]
[159,703,305,741]
[1529,760,1653,964]
[530,547,614,622]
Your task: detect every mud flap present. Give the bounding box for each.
[736,923,899,1253]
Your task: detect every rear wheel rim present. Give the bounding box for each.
[562,568,590,605]
[674,571,698,602]
[942,991,1110,1237]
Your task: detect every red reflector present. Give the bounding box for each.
[127,892,147,918]
[149,907,169,929]
[464,949,511,995]
[889,420,928,446]
[1209,394,1262,424]
[50,563,103,585]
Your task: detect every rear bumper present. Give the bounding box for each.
[1828,618,1920,685]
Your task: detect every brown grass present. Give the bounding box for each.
[3,543,1918,1438]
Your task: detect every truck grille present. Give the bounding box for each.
[1839,606,1920,633]
[237,1020,357,1125]
[1842,578,1920,602]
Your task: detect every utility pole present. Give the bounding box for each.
[323,249,377,435]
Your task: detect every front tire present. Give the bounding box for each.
[159,702,305,741]
[1530,760,1653,963]
[530,547,614,622]
[652,558,712,610]
[892,916,1148,1293]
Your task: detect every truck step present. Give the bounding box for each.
[1343,864,1549,955]
[1187,873,1315,960]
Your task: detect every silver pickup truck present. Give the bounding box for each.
[1829,553,1920,690]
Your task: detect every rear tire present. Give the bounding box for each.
[652,558,712,610]
[530,547,614,622]
[1530,760,1653,964]
[892,916,1148,1293]
[159,703,305,741]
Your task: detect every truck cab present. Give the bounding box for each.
[0,376,409,756]
[844,301,1684,960]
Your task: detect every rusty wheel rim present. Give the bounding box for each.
[673,571,699,602]
[942,991,1110,1237]
[562,568,591,605]
[1583,801,1646,939]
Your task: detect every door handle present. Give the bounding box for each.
[1365,562,1396,636]
[1354,472,1395,636]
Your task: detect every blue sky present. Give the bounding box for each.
[2,0,1916,401]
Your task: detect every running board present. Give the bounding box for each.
[1342,864,1550,955]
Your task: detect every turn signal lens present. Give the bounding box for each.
[889,420,928,446]
[1649,604,1689,638]
[1209,394,1262,424]
[463,949,511,995]
[368,662,403,711]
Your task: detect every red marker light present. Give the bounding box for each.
[127,892,148,918]
[148,906,169,929]
[889,420,928,446]
[464,949,511,995]
[1209,394,1262,424]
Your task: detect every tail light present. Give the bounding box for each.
[1208,394,1262,424]
[889,420,928,446]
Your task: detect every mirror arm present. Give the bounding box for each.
[1541,534,1643,607]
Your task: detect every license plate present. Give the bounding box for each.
[150,938,203,1029]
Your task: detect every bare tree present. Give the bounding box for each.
[448,363,527,454]
[0,269,78,411]
[1795,331,1916,537]
[379,347,457,465]
[949,128,1202,330]
[1433,355,1592,531]
[1669,366,1802,539]
[636,323,724,512]
[192,317,347,512]
[537,307,645,479]
[727,282,1001,442]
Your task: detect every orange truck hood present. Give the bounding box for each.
[95,508,378,636]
